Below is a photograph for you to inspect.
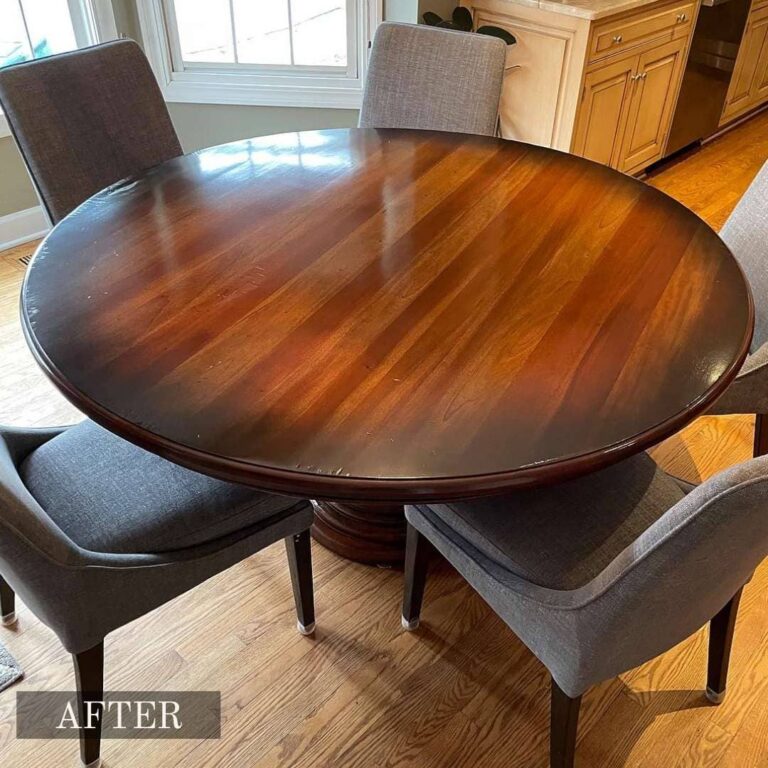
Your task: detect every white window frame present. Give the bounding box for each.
[137,0,382,109]
[0,0,118,138]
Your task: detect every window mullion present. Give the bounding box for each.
[347,0,358,79]
[17,0,35,58]
[67,0,99,48]
[286,0,295,66]
[228,0,239,63]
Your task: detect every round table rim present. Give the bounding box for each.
[20,128,756,503]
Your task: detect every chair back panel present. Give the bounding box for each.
[0,40,182,224]
[359,22,506,137]
[721,161,768,351]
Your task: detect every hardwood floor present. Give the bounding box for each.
[1,115,767,767]
[0,243,80,429]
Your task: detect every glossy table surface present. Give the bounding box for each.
[22,128,753,503]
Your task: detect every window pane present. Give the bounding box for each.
[291,0,347,67]
[20,0,77,59]
[174,0,234,63]
[233,0,290,65]
[0,0,33,67]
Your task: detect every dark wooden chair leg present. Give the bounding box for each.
[754,413,768,457]
[0,575,16,626]
[285,530,315,636]
[551,678,582,768]
[401,523,430,631]
[73,641,104,768]
[707,587,743,704]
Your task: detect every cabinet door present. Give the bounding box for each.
[722,8,768,121]
[619,37,687,172]
[572,54,637,167]
[750,11,768,102]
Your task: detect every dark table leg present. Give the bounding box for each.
[311,501,407,566]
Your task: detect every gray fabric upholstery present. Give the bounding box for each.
[710,162,768,415]
[709,341,768,414]
[721,161,768,352]
[0,423,313,653]
[0,40,181,224]
[408,452,768,697]
[359,22,506,136]
[21,420,307,554]
[426,453,685,590]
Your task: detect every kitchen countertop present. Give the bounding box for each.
[496,0,683,21]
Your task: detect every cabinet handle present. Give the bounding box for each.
[631,72,648,81]
[612,34,623,43]
[676,12,687,21]
[641,71,647,79]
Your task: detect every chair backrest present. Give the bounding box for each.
[721,161,768,351]
[359,22,506,137]
[0,40,182,224]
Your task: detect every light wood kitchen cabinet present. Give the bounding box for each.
[620,37,688,171]
[574,35,689,172]
[751,12,768,99]
[466,0,768,173]
[721,4,768,122]
[588,0,694,63]
[572,55,636,166]
[464,0,698,173]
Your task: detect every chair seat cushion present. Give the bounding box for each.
[416,453,686,590]
[20,420,310,554]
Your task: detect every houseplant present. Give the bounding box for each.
[422,6,517,45]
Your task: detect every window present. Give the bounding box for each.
[0,0,117,136]
[0,0,115,68]
[138,0,382,108]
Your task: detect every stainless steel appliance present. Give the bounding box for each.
[666,0,752,156]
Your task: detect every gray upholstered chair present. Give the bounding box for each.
[0,41,311,768]
[710,161,768,454]
[0,39,182,224]
[359,22,506,136]
[0,422,315,768]
[401,452,768,767]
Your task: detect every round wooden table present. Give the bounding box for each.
[22,128,753,565]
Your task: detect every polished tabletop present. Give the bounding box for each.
[22,128,753,502]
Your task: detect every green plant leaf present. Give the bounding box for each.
[422,11,443,25]
[476,25,517,45]
[452,7,474,31]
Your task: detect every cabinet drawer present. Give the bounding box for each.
[589,1,695,63]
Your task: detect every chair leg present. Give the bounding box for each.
[0,575,16,626]
[707,587,743,704]
[754,413,768,457]
[401,522,430,631]
[73,641,104,768]
[550,679,582,768]
[285,530,315,636]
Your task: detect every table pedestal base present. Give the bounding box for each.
[311,501,406,566]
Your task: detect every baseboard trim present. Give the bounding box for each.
[0,206,49,252]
